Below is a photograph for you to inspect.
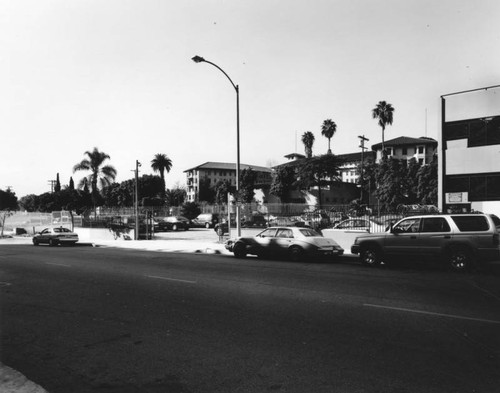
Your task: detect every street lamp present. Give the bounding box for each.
[192,55,241,237]
[134,160,141,240]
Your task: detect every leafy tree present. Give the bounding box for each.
[214,180,234,205]
[69,177,75,190]
[102,175,165,207]
[18,194,39,212]
[417,157,438,205]
[270,165,297,202]
[374,157,408,210]
[73,147,117,206]
[180,202,201,220]
[0,210,14,237]
[0,188,18,237]
[103,182,134,207]
[297,154,340,208]
[165,187,187,207]
[239,168,258,203]
[405,158,421,203]
[0,188,18,210]
[321,119,337,154]
[198,177,215,203]
[357,157,378,203]
[372,101,395,155]
[301,131,315,158]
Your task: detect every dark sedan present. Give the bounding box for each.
[157,216,190,231]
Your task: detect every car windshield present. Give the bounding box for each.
[489,214,500,229]
[299,228,320,237]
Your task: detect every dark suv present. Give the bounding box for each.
[351,214,500,271]
[191,213,220,229]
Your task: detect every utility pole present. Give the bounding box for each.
[135,160,141,240]
[358,135,369,203]
[48,179,57,193]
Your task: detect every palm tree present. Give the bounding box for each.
[301,131,315,158]
[151,154,172,198]
[372,101,395,156]
[151,153,173,182]
[73,147,117,200]
[321,119,337,154]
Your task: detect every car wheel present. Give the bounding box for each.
[33,238,39,246]
[233,243,247,258]
[49,238,58,247]
[205,223,210,229]
[360,246,381,267]
[289,246,304,262]
[172,224,178,231]
[447,246,475,272]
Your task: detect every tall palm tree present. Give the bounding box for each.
[73,147,117,199]
[372,101,395,156]
[321,119,337,154]
[301,131,315,158]
[151,154,172,198]
[151,153,173,182]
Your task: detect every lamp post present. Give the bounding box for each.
[135,160,141,240]
[358,135,369,203]
[192,55,241,237]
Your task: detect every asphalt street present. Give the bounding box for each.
[1,243,500,392]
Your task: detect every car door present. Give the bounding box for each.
[273,228,294,256]
[253,228,278,255]
[384,217,422,257]
[418,217,452,257]
[39,228,51,244]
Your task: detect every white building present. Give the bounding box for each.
[184,162,272,202]
[440,85,500,214]
[371,136,438,164]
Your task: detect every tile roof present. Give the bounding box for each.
[184,161,271,173]
[371,136,437,150]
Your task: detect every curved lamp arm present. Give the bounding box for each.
[191,56,238,92]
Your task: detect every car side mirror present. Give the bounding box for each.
[391,226,403,234]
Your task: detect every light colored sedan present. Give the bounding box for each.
[225,226,344,262]
[33,227,79,246]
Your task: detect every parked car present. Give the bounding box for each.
[267,216,304,227]
[158,216,190,231]
[301,210,331,230]
[242,215,267,228]
[330,218,388,233]
[351,214,500,271]
[33,227,79,246]
[328,210,349,226]
[225,226,344,262]
[191,213,220,229]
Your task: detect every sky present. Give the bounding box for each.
[2,0,500,198]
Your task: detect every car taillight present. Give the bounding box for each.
[493,233,499,246]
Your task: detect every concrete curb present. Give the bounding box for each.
[0,364,48,393]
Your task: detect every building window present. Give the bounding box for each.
[417,146,424,154]
[402,147,407,155]
[444,116,500,147]
[418,159,424,165]
[445,173,500,201]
